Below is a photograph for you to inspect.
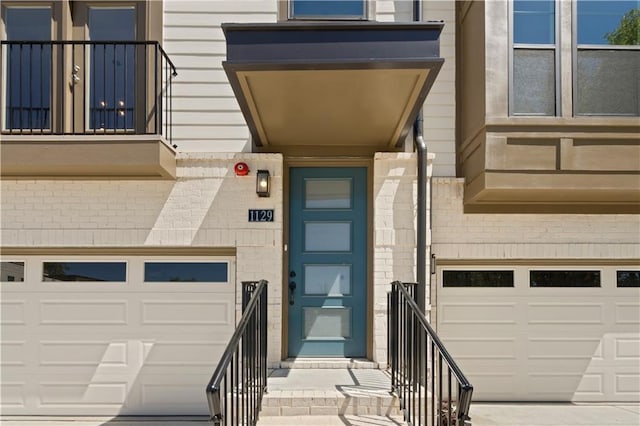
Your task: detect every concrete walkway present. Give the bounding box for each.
[2,403,639,425]
[470,402,640,426]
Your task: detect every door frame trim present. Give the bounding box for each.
[282,157,374,360]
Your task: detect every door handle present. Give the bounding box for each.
[72,64,81,83]
[288,281,296,305]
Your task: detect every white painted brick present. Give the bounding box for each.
[432,178,640,259]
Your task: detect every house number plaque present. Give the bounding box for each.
[248,209,274,222]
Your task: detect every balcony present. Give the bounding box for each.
[0,41,177,179]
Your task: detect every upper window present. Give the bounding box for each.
[575,0,639,116]
[3,7,52,131]
[511,0,558,116]
[289,0,367,20]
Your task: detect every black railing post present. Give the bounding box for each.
[388,281,473,426]
[206,279,268,426]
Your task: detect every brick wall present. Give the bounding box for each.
[373,153,434,365]
[432,178,640,260]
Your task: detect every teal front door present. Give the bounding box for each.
[288,167,367,357]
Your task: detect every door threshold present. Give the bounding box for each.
[280,358,379,369]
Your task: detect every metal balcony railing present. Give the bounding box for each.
[0,40,177,144]
[206,280,268,426]
[388,281,473,426]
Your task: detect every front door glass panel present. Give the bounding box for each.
[305,179,352,209]
[304,265,351,296]
[303,307,351,339]
[304,222,351,252]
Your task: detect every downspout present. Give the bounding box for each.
[413,0,429,315]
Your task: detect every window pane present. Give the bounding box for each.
[304,307,351,339]
[514,0,555,44]
[578,1,639,45]
[443,271,514,288]
[617,271,640,287]
[530,271,601,287]
[305,222,351,252]
[144,262,228,282]
[5,8,51,130]
[305,179,351,209]
[88,8,136,130]
[305,265,351,295]
[576,49,639,115]
[291,0,365,19]
[1,262,25,282]
[513,49,556,115]
[43,262,126,282]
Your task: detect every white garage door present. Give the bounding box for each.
[1,255,236,415]
[437,265,640,402]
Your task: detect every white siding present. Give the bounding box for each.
[163,1,277,152]
[422,1,456,177]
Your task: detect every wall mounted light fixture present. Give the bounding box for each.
[256,170,270,197]
[430,253,436,275]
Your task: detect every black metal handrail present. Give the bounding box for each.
[0,40,177,145]
[206,280,268,426]
[388,281,473,426]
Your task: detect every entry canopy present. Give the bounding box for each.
[222,22,443,154]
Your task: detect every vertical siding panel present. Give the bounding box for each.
[163,1,278,152]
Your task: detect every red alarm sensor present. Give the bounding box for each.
[234,162,250,176]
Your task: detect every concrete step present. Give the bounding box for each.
[257,414,405,425]
[260,368,401,417]
[280,358,379,369]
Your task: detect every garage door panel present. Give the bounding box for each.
[0,255,236,415]
[1,382,27,408]
[443,337,517,360]
[614,336,640,360]
[138,375,209,415]
[141,340,228,366]
[615,303,640,324]
[527,338,602,359]
[440,302,517,324]
[615,374,640,394]
[460,374,517,401]
[527,302,604,325]
[38,381,129,406]
[141,299,232,325]
[1,300,27,324]
[575,373,605,397]
[1,340,27,366]
[37,340,128,367]
[39,300,129,325]
[438,265,640,402]
[527,373,586,401]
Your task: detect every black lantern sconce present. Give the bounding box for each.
[256,170,270,197]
